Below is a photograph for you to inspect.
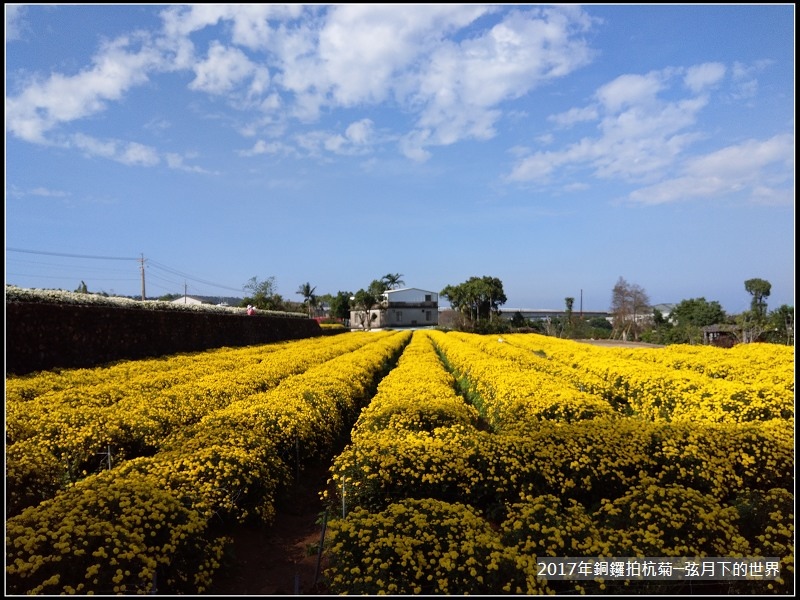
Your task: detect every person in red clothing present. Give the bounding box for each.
[247,304,256,316]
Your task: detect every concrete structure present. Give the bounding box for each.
[351,287,439,329]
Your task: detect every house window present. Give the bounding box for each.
[396,311,403,322]
[426,310,431,321]
[425,294,432,302]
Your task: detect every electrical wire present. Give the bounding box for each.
[7,248,245,295]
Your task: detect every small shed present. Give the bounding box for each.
[702,324,739,347]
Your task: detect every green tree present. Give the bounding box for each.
[766,304,795,345]
[738,278,773,343]
[744,278,771,319]
[510,311,528,328]
[368,278,389,296]
[382,273,405,290]
[242,276,282,310]
[74,281,89,294]
[327,291,353,321]
[671,297,726,327]
[587,316,613,339]
[661,297,728,344]
[351,289,380,330]
[562,297,575,338]
[441,276,507,331]
[296,282,317,317]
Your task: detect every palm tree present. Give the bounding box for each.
[296,282,317,317]
[382,273,405,290]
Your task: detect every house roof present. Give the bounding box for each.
[385,287,437,295]
[652,303,677,313]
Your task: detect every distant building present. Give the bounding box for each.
[170,295,206,306]
[496,308,611,321]
[168,295,242,306]
[351,287,439,329]
[651,303,677,322]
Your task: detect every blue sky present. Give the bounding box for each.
[5,4,795,313]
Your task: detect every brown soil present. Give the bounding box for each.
[206,464,332,595]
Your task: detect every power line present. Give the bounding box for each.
[147,259,244,293]
[7,248,244,295]
[7,247,139,261]
[9,256,137,276]
[6,272,137,283]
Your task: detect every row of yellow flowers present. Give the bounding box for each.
[459,332,793,423]
[6,331,412,594]
[592,342,794,389]
[430,331,619,431]
[6,332,394,517]
[322,331,793,594]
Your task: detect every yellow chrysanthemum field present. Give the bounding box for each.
[6,330,794,594]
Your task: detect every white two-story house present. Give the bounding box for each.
[351,287,439,329]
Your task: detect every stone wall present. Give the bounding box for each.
[6,301,323,375]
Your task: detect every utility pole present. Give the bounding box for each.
[580,289,583,319]
[140,254,146,301]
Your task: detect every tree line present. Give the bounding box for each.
[511,276,792,346]
[222,272,794,346]
[436,274,792,345]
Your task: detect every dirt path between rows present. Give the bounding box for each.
[206,464,332,595]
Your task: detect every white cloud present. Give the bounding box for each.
[239,139,294,157]
[344,119,375,145]
[549,106,598,128]
[120,142,161,167]
[507,64,722,185]
[729,60,771,100]
[318,5,491,106]
[294,119,379,157]
[164,5,595,160]
[399,130,433,162]
[160,4,303,49]
[5,4,27,41]
[626,134,794,205]
[595,71,666,112]
[8,185,71,199]
[159,4,229,39]
[165,152,215,173]
[8,5,600,166]
[684,62,726,93]
[686,133,793,178]
[70,133,120,160]
[508,150,562,181]
[70,134,160,166]
[23,4,768,179]
[403,7,595,158]
[6,35,160,143]
[189,42,259,95]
